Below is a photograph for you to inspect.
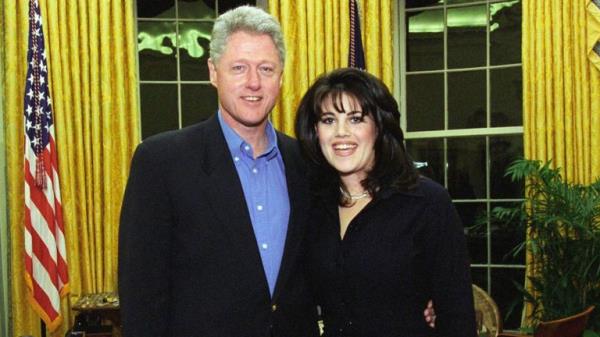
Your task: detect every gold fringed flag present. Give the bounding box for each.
[23,0,69,331]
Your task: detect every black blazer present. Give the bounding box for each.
[118,115,319,337]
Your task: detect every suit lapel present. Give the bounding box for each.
[196,116,270,296]
[272,134,308,302]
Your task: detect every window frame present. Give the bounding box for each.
[395,0,525,329]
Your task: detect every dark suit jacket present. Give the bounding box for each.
[118,115,319,337]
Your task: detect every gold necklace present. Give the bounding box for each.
[340,187,370,200]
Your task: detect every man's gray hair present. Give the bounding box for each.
[209,5,286,66]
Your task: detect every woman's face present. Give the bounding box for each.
[316,93,377,181]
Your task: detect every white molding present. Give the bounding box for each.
[395,0,406,131]
[405,126,523,139]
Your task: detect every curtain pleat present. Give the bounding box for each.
[362,0,393,87]
[522,0,600,324]
[3,0,139,335]
[269,0,393,136]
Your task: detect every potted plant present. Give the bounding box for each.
[491,159,600,332]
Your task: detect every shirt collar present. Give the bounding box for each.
[218,110,279,160]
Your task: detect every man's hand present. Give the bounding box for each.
[424,300,436,328]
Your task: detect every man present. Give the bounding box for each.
[119,5,435,337]
[118,6,318,337]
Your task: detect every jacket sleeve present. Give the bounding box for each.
[118,141,173,337]
[427,187,478,337]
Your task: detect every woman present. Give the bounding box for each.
[295,68,477,337]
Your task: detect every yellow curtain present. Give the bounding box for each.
[522,0,600,324]
[269,0,394,136]
[3,0,139,336]
[523,0,600,182]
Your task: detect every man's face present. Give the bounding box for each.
[208,31,283,131]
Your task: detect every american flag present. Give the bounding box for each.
[23,0,69,331]
[348,0,365,69]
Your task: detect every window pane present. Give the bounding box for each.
[490,135,523,199]
[177,0,216,19]
[491,67,522,127]
[447,5,487,68]
[406,73,444,131]
[490,1,522,65]
[447,137,486,199]
[491,202,524,265]
[471,267,489,290]
[140,84,179,139]
[218,0,258,14]
[458,202,487,264]
[406,0,443,8]
[181,84,218,126]
[456,201,486,228]
[138,0,175,18]
[179,22,213,81]
[138,21,178,81]
[491,268,525,330]
[407,10,444,71]
[448,70,486,129]
[405,138,444,185]
[447,0,480,4]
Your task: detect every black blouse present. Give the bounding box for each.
[306,177,477,337]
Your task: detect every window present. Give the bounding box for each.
[399,0,524,329]
[136,0,256,139]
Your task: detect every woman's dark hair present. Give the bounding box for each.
[295,67,419,205]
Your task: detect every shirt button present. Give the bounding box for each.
[234,156,240,162]
[244,145,250,151]
[261,243,268,249]
[257,205,263,211]
[252,168,258,174]
[271,304,277,312]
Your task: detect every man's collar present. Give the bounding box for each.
[217,110,279,159]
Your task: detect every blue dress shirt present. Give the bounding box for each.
[218,112,290,296]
